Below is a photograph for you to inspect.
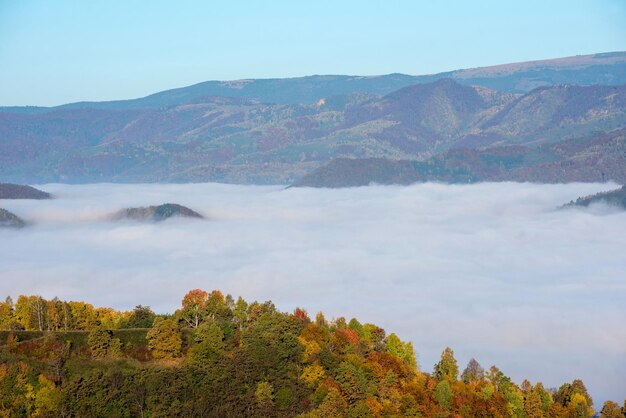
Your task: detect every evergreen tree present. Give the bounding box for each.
[434,346,459,381]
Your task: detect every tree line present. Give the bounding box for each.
[0,289,624,417]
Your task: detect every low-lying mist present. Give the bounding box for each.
[1,181,625,404]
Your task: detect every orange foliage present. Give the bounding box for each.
[332,328,360,353]
[292,308,310,323]
[182,289,208,309]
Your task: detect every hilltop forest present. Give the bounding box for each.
[0,290,623,417]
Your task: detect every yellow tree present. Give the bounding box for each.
[147,318,182,360]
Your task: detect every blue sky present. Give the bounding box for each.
[1,0,624,106]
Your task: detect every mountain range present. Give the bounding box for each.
[1,52,625,185]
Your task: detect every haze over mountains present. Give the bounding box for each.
[1,52,625,184]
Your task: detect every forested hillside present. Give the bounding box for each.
[1,56,625,185]
[0,290,622,417]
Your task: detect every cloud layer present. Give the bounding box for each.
[1,181,625,404]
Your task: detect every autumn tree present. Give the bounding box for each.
[147,318,182,360]
[0,296,14,329]
[600,400,623,418]
[14,295,47,330]
[533,382,553,411]
[33,374,62,416]
[555,379,594,417]
[521,379,544,418]
[67,301,98,330]
[46,298,63,331]
[179,289,208,328]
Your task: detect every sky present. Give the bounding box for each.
[0,0,625,106]
[1,181,625,405]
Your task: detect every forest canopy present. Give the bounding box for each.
[0,290,622,417]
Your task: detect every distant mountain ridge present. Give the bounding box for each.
[3,52,624,112]
[1,52,625,185]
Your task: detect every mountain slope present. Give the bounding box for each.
[292,128,626,187]
[0,184,51,199]
[563,185,626,209]
[1,81,624,184]
[1,51,625,185]
[0,208,26,228]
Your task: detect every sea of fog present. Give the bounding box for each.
[1,182,625,404]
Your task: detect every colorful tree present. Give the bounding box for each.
[14,296,47,331]
[521,380,544,418]
[600,400,623,418]
[179,289,209,328]
[46,298,63,331]
[67,301,98,330]
[0,296,14,329]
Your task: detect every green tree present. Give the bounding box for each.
[189,321,224,364]
[434,347,459,381]
[33,374,62,417]
[109,337,123,358]
[232,296,248,329]
[435,380,452,409]
[126,305,156,328]
[87,328,113,358]
[362,323,385,352]
[384,333,417,370]
[300,387,347,418]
